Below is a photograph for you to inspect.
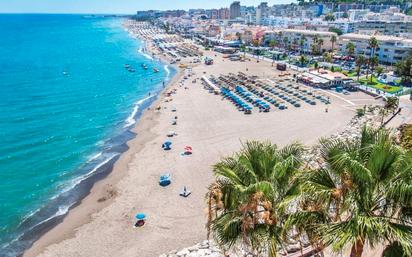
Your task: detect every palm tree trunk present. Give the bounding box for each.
[350,238,364,257]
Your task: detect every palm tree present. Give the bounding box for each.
[311,35,319,55]
[240,44,247,59]
[293,38,299,52]
[330,35,337,53]
[375,66,384,79]
[206,141,305,257]
[299,54,307,67]
[368,36,379,58]
[367,37,379,79]
[300,36,306,54]
[355,55,365,81]
[346,42,355,57]
[369,56,379,82]
[318,38,324,55]
[283,36,289,51]
[269,39,277,50]
[291,126,412,257]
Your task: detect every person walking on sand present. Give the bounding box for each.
[325,107,328,113]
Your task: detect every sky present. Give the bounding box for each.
[0,0,295,14]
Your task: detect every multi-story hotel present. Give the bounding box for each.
[264,29,338,53]
[338,33,412,64]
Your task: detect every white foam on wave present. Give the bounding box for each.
[51,153,120,200]
[164,64,171,77]
[32,204,74,229]
[138,47,153,60]
[88,152,103,162]
[124,95,154,128]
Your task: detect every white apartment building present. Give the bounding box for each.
[338,33,412,64]
[265,29,338,53]
[348,9,369,22]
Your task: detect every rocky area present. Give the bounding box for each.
[159,241,224,257]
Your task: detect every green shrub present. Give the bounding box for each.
[356,108,365,117]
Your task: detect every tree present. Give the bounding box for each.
[367,37,379,79]
[324,13,335,21]
[385,96,399,113]
[299,54,307,67]
[206,141,305,257]
[292,38,299,52]
[323,52,333,63]
[300,35,307,54]
[330,35,337,53]
[311,35,319,55]
[314,61,319,71]
[240,44,247,58]
[375,66,384,78]
[355,55,365,81]
[318,38,324,54]
[368,37,379,58]
[329,27,343,36]
[269,39,277,49]
[283,36,289,51]
[346,42,356,57]
[395,51,412,84]
[369,56,379,82]
[291,126,412,257]
[235,32,242,42]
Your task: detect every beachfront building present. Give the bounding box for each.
[264,29,338,53]
[297,69,349,88]
[338,33,412,64]
[230,1,241,19]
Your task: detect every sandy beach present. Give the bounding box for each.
[24,31,380,257]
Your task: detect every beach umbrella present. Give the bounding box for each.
[135,213,146,220]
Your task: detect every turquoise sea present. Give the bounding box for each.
[0,14,174,256]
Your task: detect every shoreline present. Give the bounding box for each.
[21,21,181,257]
[24,71,183,257]
[24,21,381,257]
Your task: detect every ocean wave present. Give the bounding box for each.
[88,152,103,162]
[164,64,171,77]
[51,153,120,200]
[138,47,154,60]
[124,95,154,128]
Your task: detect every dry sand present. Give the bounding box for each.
[25,50,378,257]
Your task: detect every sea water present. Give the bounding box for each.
[0,14,174,256]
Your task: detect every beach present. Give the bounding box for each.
[24,25,380,257]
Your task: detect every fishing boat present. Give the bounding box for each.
[125,64,131,68]
[142,64,148,70]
